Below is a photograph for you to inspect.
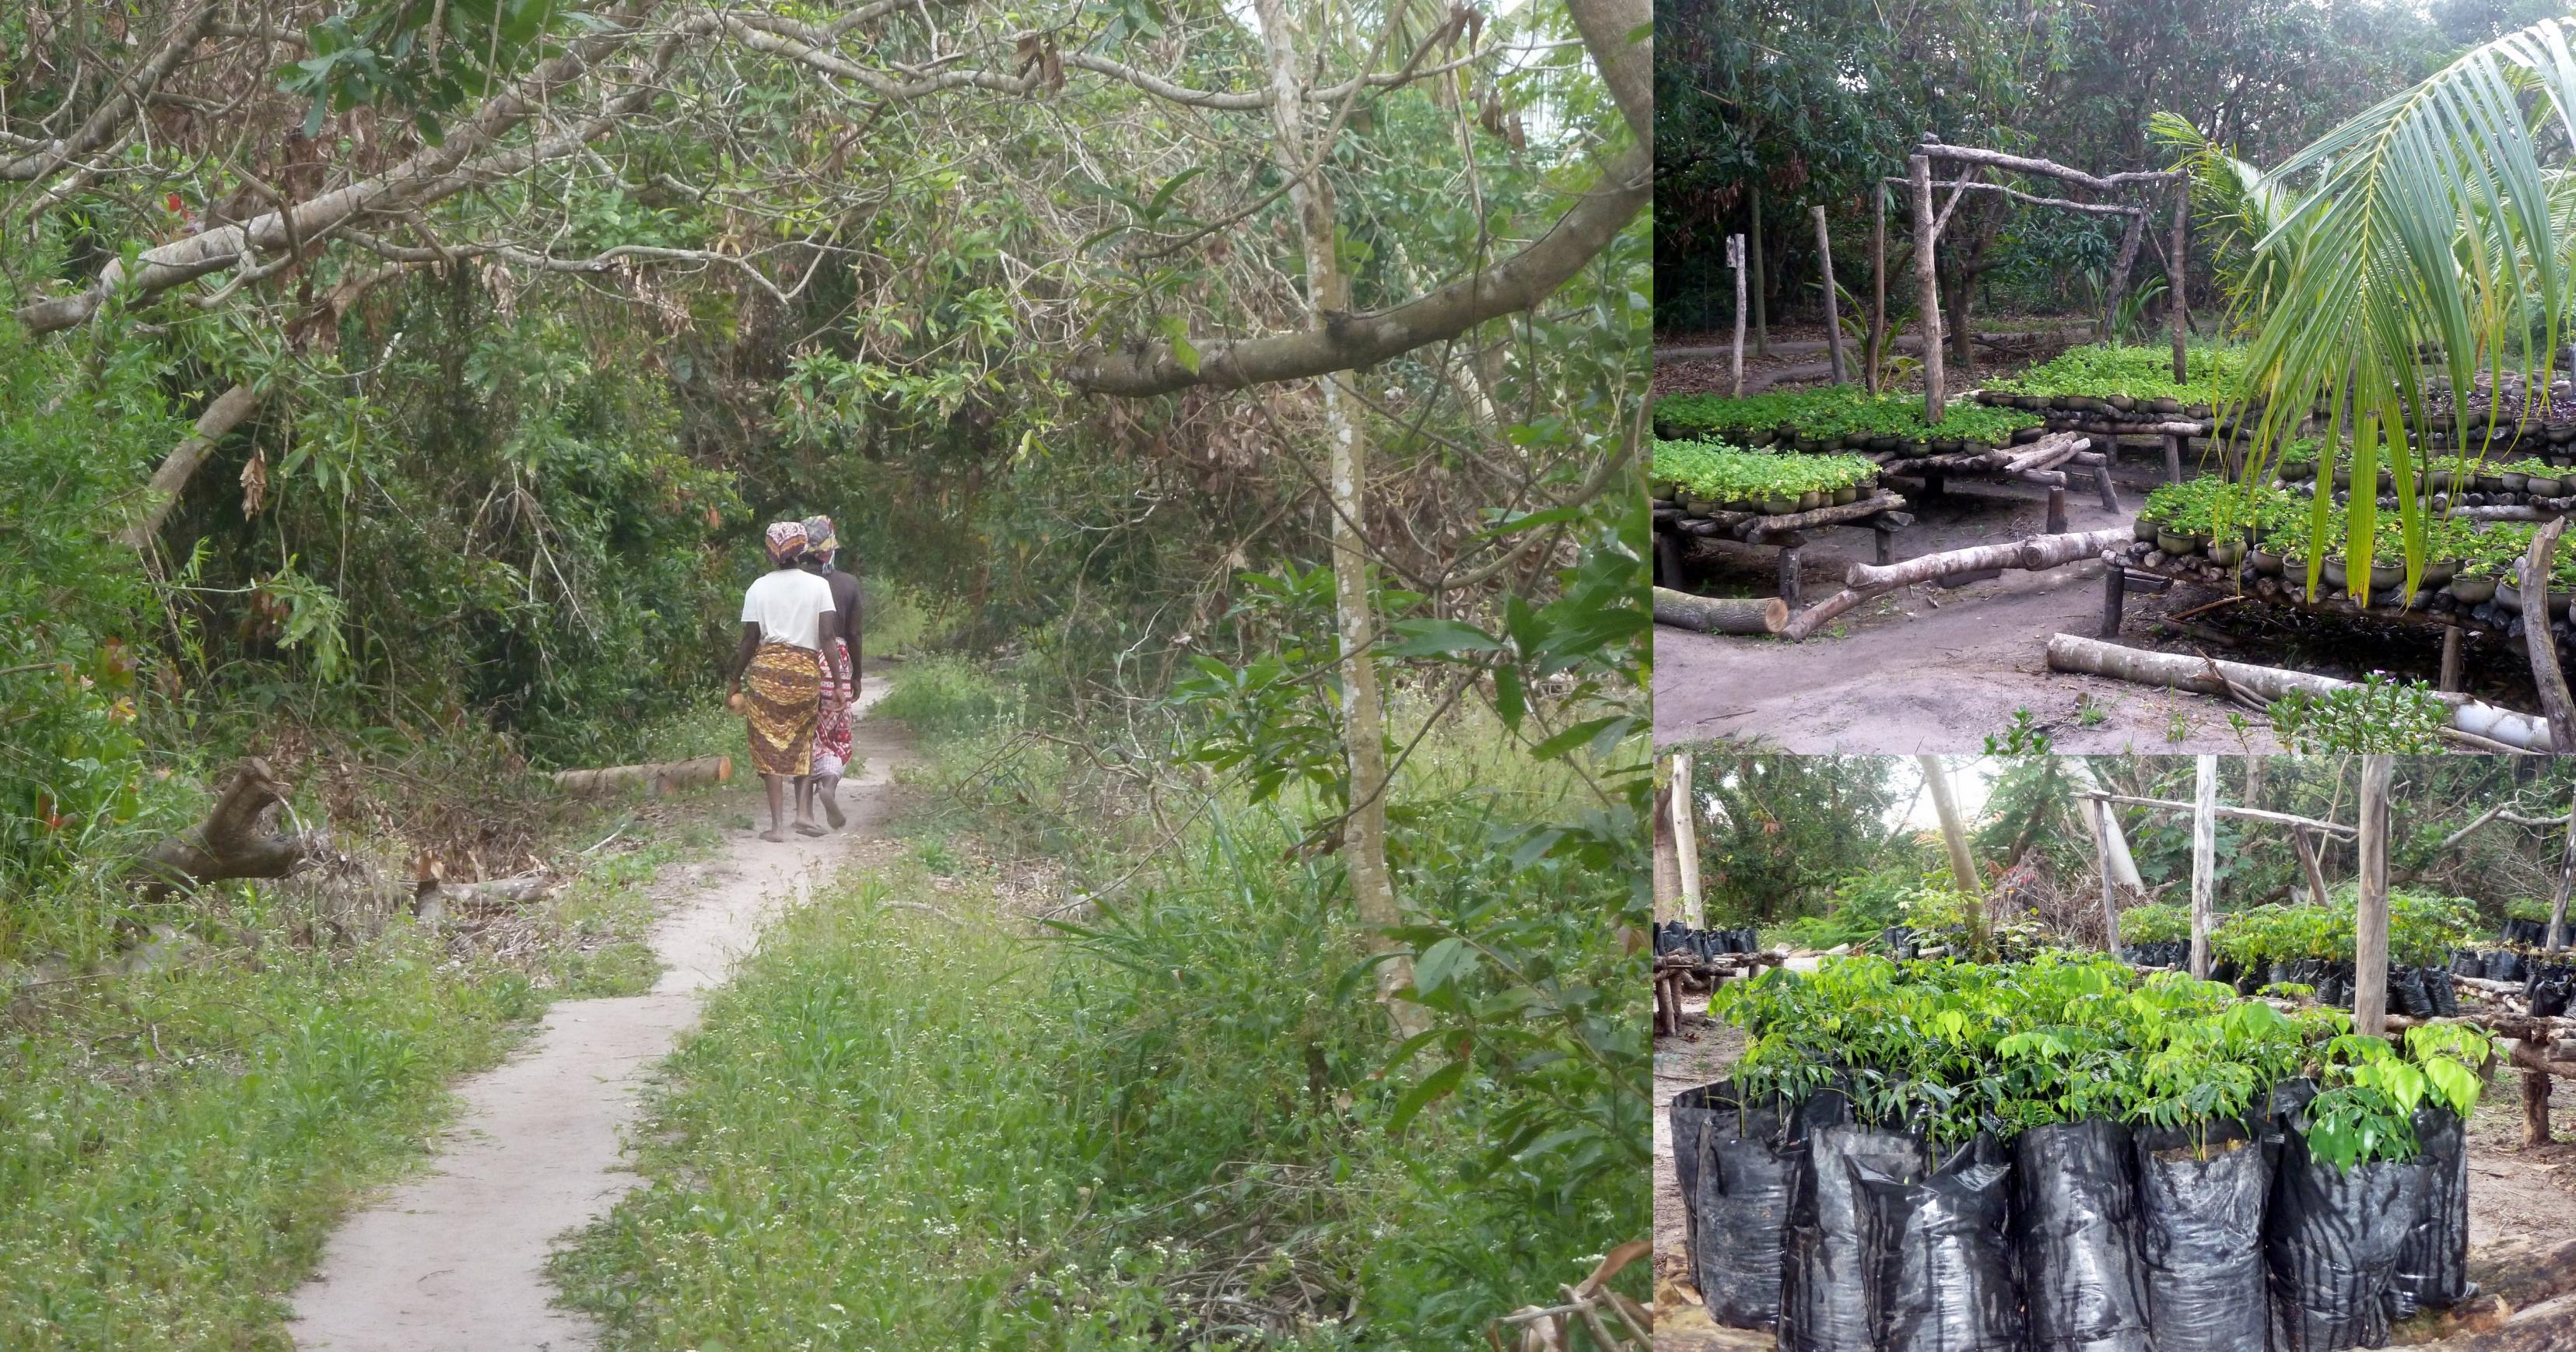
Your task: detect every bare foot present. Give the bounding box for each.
[759,828,788,843]
[794,821,828,837]
[822,796,845,828]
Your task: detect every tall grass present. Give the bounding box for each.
[553,658,1646,1347]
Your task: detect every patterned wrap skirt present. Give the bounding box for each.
[811,638,855,780]
[745,641,819,776]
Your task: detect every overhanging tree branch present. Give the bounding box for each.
[1062,145,1648,395]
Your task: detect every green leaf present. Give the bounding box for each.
[1388,1060,1467,1137]
[1383,618,1503,658]
[1413,937,1477,996]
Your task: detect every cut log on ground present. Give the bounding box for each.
[2043,632,2556,751]
[549,755,733,797]
[1842,527,2126,591]
[130,757,321,901]
[412,873,560,921]
[2407,1291,2576,1350]
[1653,588,1787,635]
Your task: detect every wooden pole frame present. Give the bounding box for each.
[1813,205,1846,384]
[1910,154,1945,424]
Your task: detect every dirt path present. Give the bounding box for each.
[287,678,913,1351]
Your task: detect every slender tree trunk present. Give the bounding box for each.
[1813,205,1845,384]
[2103,209,2143,342]
[1254,0,1415,1032]
[1918,755,1985,953]
[2354,755,2393,1036]
[1672,751,1703,926]
[1910,155,1945,423]
[2550,792,2576,953]
[1750,181,1768,357]
[2169,184,2189,382]
[1730,234,1746,398]
[2092,799,2122,951]
[2191,755,2216,979]
[1653,763,1681,923]
[1868,182,1887,395]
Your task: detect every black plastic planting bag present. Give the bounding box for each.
[2386,965,2431,1018]
[2267,1111,2431,1352]
[2488,949,2527,982]
[2013,1119,2150,1352]
[2391,1105,2472,1312]
[2135,1118,2274,1352]
[2449,949,2483,978]
[2425,967,2461,1018]
[1782,1098,1926,1352]
[1855,1134,2026,1352]
[1669,1081,1803,1329]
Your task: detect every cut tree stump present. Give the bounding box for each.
[1652,588,1787,635]
[130,757,320,901]
[549,755,732,797]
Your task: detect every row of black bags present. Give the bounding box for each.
[1670,1078,2471,1352]
[1655,921,1765,959]
[2119,951,2466,1019]
[2444,950,2576,1014]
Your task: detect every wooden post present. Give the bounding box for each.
[2523,1060,2552,1147]
[1868,181,1887,395]
[1729,234,1747,398]
[2094,797,2122,951]
[1875,522,1897,566]
[1778,542,1803,609]
[2101,565,2126,638]
[2103,208,2144,342]
[2441,625,2465,694]
[2521,517,2576,751]
[2094,457,2122,513]
[1910,154,1946,424]
[2046,485,2069,536]
[1673,751,1702,929]
[2353,754,2393,1037]
[1655,531,1684,588]
[2550,791,2576,953]
[2169,182,2189,383]
[1750,180,1768,357]
[2164,434,2184,485]
[2190,755,2216,979]
[1814,205,1847,384]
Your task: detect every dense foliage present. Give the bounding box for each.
[1651,440,1880,503]
[1983,342,2254,407]
[1715,954,2491,1166]
[1651,388,2040,447]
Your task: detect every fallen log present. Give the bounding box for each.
[130,757,321,901]
[2405,1291,2576,1350]
[2043,633,2557,751]
[549,755,733,797]
[1653,588,1786,635]
[412,872,559,921]
[1842,527,2126,591]
[1723,492,1907,541]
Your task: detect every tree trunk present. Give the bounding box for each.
[1730,233,1747,398]
[1910,155,1945,422]
[2092,797,2122,950]
[1673,751,1702,927]
[2525,1059,2553,1147]
[118,384,260,548]
[2190,756,2217,979]
[2353,755,2393,1036]
[2103,209,2144,342]
[1868,182,1887,394]
[130,757,320,901]
[2294,829,2332,907]
[1254,0,1414,1033]
[1840,527,2126,592]
[1750,181,1768,357]
[1813,205,1845,384]
[1652,588,1786,634]
[1919,755,1985,954]
[1652,769,1683,923]
[2522,518,2576,752]
[2168,184,2189,381]
[2551,793,2576,953]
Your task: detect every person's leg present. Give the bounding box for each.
[792,772,825,835]
[816,772,843,828]
[761,775,787,842]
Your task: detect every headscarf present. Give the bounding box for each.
[801,515,839,568]
[764,520,807,564]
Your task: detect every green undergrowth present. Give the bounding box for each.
[0,714,734,1347]
[553,658,1645,1348]
[0,923,545,1348]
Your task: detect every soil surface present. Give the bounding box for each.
[287,674,913,1351]
[1652,996,2576,1351]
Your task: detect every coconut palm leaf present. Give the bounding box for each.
[2230,20,2576,604]
[2150,112,2307,330]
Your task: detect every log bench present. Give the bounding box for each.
[1653,492,1914,608]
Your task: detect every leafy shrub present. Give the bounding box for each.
[1652,388,2038,447]
[2267,674,2449,754]
[2119,902,2193,944]
[1984,342,2253,406]
[1651,440,1879,502]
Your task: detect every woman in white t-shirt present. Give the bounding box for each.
[727,521,845,842]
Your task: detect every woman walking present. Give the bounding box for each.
[800,515,863,828]
[729,521,846,842]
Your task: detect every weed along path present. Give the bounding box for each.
[288,678,912,1351]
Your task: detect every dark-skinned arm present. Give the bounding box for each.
[728,622,761,699]
[817,610,846,697]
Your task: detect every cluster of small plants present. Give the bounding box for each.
[2137,477,2302,538]
[1980,342,2253,408]
[2275,447,2575,492]
[2267,674,2453,753]
[2206,889,2480,971]
[2138,476,2576,587]
[1713,954,2491,1168]
[2117,902,2194,944]
[1651,439,1880,506]
[1652,388,2040,448]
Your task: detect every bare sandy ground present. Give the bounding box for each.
[287,678,913,1351]
[1653,459,2299,754]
